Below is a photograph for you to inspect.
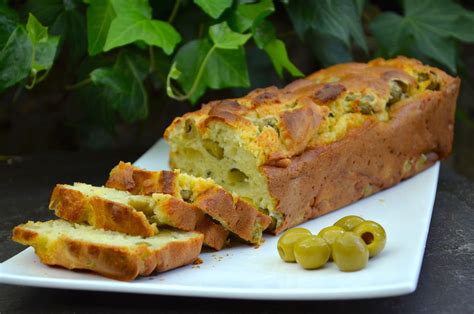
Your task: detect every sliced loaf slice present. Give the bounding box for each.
[12,220,203,281]
[106,162,271,244]
[49,183,202,237]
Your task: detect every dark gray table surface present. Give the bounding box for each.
[0,149,473,313]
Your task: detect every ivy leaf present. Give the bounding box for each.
[370,13,407,57]
[253,21,303,78]
[353,0,366,16]
[229,0,275,33]
[26,13,48,43]
[193,0,232,19]
[209,22,251,50]
[171,39,250,103]
[110,0,151,18]
[286,0,367,52]
[253,20,275,49]
[90,67,129,98]
[114,51,149,121]
[0,26,32,91]
[263,40,303,78]
[86,0,116,55]
[23,0,66,26]
[404,0,474,42]
[171,40,209,102]
[33,37,60,71]
[26,13,60,72]
[104,17,181,54]
[0,2,19,47]
[205,47,250,90]
[103,0,181,54]
[370,0,474,73]
[90,51,149,122]
[25,0,88,64]
[308,31,353,67]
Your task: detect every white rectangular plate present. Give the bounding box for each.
[0,139,439,300]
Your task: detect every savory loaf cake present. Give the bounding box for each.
[50,183,203,236]
[12,220,203,281]
[164,57,460,234]
[106,161,271,245]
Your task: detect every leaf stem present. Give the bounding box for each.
[168,0,181,24]
[25,68,51,90]
[25,71,37,90]
[65,78,92,91]
[167,44,217,101]
[36,69,51,84]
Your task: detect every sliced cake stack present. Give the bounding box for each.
[12,161,271,281]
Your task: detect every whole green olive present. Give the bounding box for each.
[277,228,312,262]
[353,220,387,257]
[317,225,345,260]
[318,226,345,245]
[294,236,331,270]
[334,215,365,231]
[332,232,369,272]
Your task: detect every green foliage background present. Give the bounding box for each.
[0,0,473,151]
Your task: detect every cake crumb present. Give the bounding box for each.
[193,257,203,265]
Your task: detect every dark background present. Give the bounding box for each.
[1,1,473,313]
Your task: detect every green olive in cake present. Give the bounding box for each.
[294,236,331,270]
[334,215,365,231]
[332,232,369,272]
[353,221,386,257]
[202,139,224,160]
[277,228,312,262]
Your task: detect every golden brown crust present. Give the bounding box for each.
[107,162,179,197]
[152,234,203,272]
[106,163,229,248]
[157,197,204,231]
[12,223,203,281]
[263,75,460,233]
[165,56,452,163]
[49,184,158,237]
[159,171,179,196]
[106,161,229,250]
[205,99,250,126]
[106,162,270,245]
[164,56,459,234]
[193,187,271,243]
[194,216,229,250]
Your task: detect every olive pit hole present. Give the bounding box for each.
[361,232,374,245]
